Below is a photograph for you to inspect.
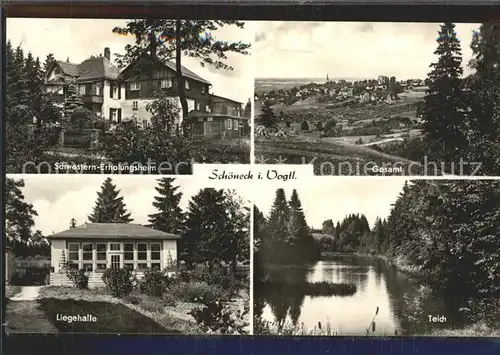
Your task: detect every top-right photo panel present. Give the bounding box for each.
[253,22,499,176]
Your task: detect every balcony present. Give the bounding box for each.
[82,95,104,104]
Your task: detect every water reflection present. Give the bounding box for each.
[255,254,469,335]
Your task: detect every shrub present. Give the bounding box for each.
[123,295,140,305]
[189,299,248,334]
[102,268,133,297]
[66,269,89,289]
[140,269,172,297]
[170,281,226,303]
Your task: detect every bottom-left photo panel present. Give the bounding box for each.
[4,174,251,335]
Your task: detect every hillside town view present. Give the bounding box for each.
[255,75,426,145]
[254,22,500,176]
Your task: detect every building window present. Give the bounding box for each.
[83,243,93,270]
[227,118,232,130]
[233,120,238,130]
[79,85,86,95]
[54,68,61,75]
[201,85,206,94]
[68,243,79,269]
[206,105,210,113]
[95,84,101,96]
[161,78,172,89]
[151,243,161,270]
[151,243,161,261]
[137,243,147,269]
[195,102,200,111]
[124,243,134,261]
[184,80,190,90]
[130,81,140,91]
[112,85,118,98]
[111,255,120,269]
[132,101,138,110]
[207,117,213,122]
[96,243,106,271]
[109,242,121,251]
[142,120,149,129]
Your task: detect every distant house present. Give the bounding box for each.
[44,48,248,138]
[46,223,179,287]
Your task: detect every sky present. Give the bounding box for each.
[6,18,254,104]
[254,178,408,229]
[254,21,481,80]
[8,175,253,236]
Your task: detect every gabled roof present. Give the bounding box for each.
[78,57,120,81]
[47,223,180,240]
[47,57,120,83]
[57,61,80,77]
[162,61,211,85]
[210,94,243,105]
[120,54,211,85]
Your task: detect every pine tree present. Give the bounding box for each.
[181,188,232,269]
[147,178,184,234]
[466,24,500,175]
[265,188,291,262]
[44,53,55,74]
[64,80,84,119]
[422,23,468,166]
[59,250,67,271]
[288,189,313,261]
[244,99,251,118]
[5,41,14,110]
[5,178,38,251]
[258,100,277,129]
[88,177,132,223]
[9,46,31,110]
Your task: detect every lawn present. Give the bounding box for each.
[37,286,201,334]
[38,298,176,333]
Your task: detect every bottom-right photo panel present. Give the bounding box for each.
[252,179,500,337]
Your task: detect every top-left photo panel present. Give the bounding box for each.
[5,18,254,174]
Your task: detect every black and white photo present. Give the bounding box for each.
[6,18,253,174]
[5,175,250,334]
[253,179,500,336]
[254,22,500,176]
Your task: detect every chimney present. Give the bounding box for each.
[104,47,110,60]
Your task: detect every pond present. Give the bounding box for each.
[255,254,471,336]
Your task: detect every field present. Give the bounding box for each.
[254,136,437,176]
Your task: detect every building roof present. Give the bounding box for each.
[47,223,180,240]
[48,57,121,83]
[210,94,243,105]
[163,61,211,85]
[120,54,211,85]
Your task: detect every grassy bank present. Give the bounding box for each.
[255,136,432,176]
[38,286,202,334]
